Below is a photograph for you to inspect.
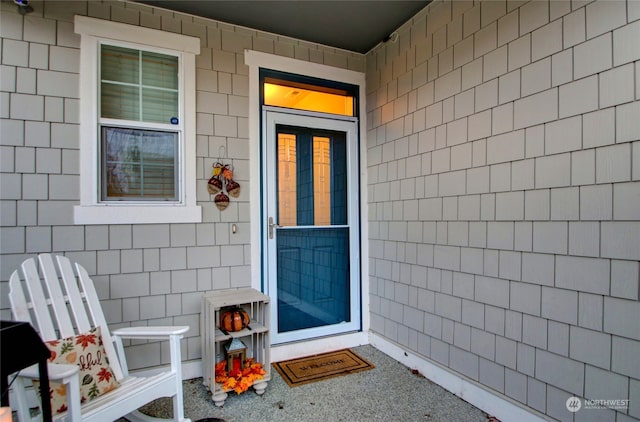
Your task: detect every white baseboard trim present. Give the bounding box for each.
[369,333,548,422]
[129,359,202,381]
[181,360,202,380]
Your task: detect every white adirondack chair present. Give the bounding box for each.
[8,253,191,422]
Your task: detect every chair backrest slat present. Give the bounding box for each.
[9,254,126,381]
[56,255,92,333]
[75,262,124,380]
[8,271,32,325]
[20,258,57,340]
[39,254,75,338]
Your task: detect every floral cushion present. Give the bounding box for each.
[35,327,119,415]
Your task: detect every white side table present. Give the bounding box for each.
[201,288,271,406]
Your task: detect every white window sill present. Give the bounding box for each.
[74,205,202,225]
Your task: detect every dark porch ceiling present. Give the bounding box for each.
[136,1,431,54]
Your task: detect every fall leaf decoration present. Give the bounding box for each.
[209,162,240,208]
[97,367,115,383]
[54,384,67,397]
[88,383,100,400]
[214,358,266,395]
[60,342,73,355]
[75,332,98,349]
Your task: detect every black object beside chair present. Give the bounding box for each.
[1,320,52,422]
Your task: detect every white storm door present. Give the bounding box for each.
[264,110,360,344]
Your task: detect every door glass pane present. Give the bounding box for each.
[277,227,350,333]
[329,133,347,225]
[275,124,352,335]
[313,137,330,225]
[276,127,347,227]
[102,126,177,200]
[278,133,297,226]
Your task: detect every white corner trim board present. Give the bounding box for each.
[369,333,548,422]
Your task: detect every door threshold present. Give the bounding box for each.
[271,331,368,362]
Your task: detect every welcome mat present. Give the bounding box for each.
[272,349,374,387]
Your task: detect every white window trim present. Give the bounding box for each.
[74,15,201,225]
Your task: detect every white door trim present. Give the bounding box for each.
[245,50,370,355]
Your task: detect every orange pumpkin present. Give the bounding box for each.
[219,307,250,332]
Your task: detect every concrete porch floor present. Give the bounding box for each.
[134,345,492,422]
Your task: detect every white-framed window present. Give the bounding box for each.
[74,16,201,224]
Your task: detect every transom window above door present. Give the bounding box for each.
[264,78,355,117]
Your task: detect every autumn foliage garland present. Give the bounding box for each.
[215,358,266,394]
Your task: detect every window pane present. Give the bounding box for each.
[142,88,179,124]
[101,83,139,120]
[102,127,177,201]
[101,45,139,84]
[142,51,178,90]
[139,131,176,196]
[101,44,179,124]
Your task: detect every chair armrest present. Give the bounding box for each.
[111,325,189,340]
[111,326,189,377]
[14,363,82,422]
[19,362,79,380]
